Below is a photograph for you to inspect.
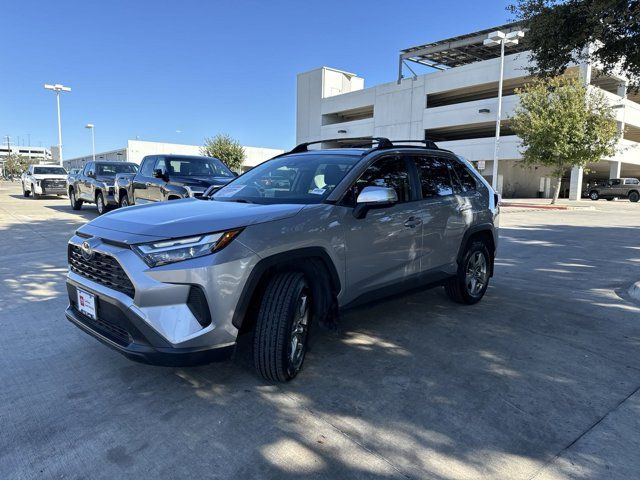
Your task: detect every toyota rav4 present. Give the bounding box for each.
[65,138,499,381]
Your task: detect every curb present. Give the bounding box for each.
[629,281,640,303]
[500,203,596,211]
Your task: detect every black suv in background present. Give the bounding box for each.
[114,154,236,207]
[68,161,139,214]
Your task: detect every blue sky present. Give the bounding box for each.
[1,0,512,158]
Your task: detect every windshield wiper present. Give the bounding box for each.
[226,198,255,204]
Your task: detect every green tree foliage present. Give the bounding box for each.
[510,0,640,89]
[201,134,245,172]
[511,77,618,203]
[3,154,34,176]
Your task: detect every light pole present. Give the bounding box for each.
[484,30,525,193]
[44,83,71,166]
[85,124,95,161]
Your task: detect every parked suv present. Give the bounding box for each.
[68,161,139,214]
[22,165,68,198]
[65,138,499,381]
[587,178,640,202]
[114,154,235,207]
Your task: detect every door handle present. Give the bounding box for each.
[404,216,422,228]
[457,205,473,212]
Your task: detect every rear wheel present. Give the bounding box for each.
[96,192,106,215]
[69,189,83,210]
[254,271,311,382]
[629,191,639,203]
[119,193,130,208]
[589,191,599,201]
[445,240,491,305]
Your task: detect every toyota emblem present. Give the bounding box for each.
[81,241,94,261]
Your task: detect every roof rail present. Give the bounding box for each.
[387,139,439,149]
[289,137,393,154]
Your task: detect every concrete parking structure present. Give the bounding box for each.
[1,181,639,479]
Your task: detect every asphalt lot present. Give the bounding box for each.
[1,181,639,480]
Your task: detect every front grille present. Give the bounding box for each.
[68,244,136,298]
[42,179,66,189]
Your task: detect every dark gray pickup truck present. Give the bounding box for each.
[68,161,139,214]
[114,154,235,207]
[586,178,640,202]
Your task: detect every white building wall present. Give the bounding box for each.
[297,50,640,198]
[65,140,283,171]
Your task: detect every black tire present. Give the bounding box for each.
[629,191,639,203]
[69,189,83,210]
[589,191,599,201]
[119,193,130,208]
[253,271,311,382]
[31,184,40,199]
[445,240,491,305]
[96,191,106,215]
[22,182,30,197]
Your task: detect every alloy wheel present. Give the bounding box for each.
[465,251,488,297]
[288,291,309,376]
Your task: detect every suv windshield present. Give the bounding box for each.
[164,157,234,178]
[33,167,67,175]
[213,153,359,204]
[96,163,138,175]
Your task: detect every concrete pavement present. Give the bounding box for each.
[1,181,639,479]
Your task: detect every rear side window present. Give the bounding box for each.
[414,156,453,198]
[624,178,639,185]
[449,159,478,192]
[353,156,412,203]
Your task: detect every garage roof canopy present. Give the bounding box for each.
[399,22,529,81]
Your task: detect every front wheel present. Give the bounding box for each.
[69,189,83,210]
[96,192,106,215]
[31,184,40,199]
[22,182,30,197]
[589,191,599,201]
[254,271,311,382]
[119,193,130,208]
[445,240,491,305]
[629,191,639,203]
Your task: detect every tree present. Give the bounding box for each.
[510,0,640,89]
[511,77,618,203]
[3,154,34,176]
[201,134,245,172]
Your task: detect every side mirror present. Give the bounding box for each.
[203,185,222,198]
[153,169,167,180]
[353,186,398,219]
[87,172,96,179]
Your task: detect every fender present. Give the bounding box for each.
[456,223,497,274]
[231,247,341,331]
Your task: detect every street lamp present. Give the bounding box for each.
[483,30,525,193]
[44,83,71,166]
[85,124,95,161]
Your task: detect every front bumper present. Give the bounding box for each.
[64,233,259,365]
[65,290,233,366]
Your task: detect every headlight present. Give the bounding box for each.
[132,229,243,267]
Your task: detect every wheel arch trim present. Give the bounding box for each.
[231,247,341,331]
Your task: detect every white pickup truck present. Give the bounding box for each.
[21,165,68,198]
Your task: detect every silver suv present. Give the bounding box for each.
[65,138,499,381]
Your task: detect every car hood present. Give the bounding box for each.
[168,175,233,188]
[77,198,304,243]
[31,174,68,180]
